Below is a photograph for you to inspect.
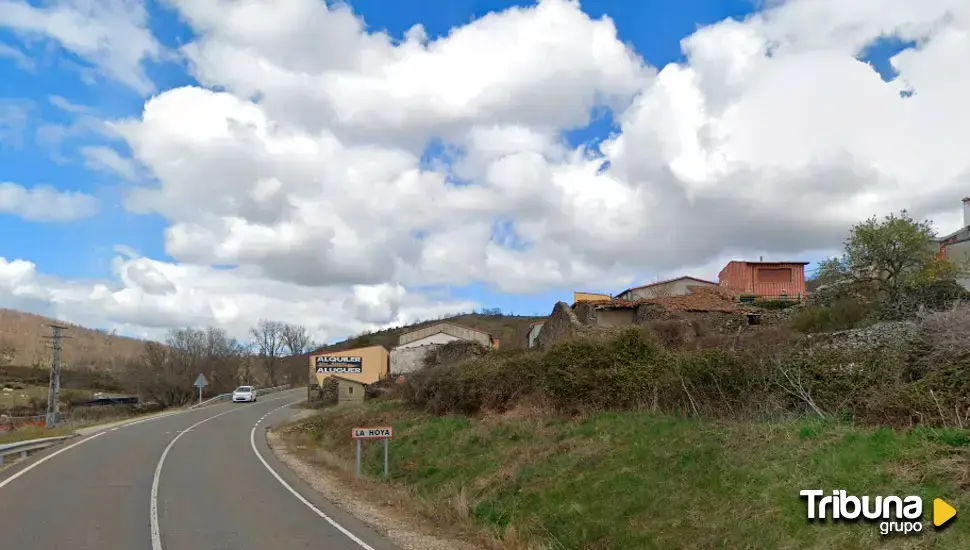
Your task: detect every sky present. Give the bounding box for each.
[0,0,968,345]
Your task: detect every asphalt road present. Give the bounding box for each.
[0,389,401,550]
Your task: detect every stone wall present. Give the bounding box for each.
[573,302,597,325]
[634,303,671,323]
[537,301,588,349]
[642,319,701,347]
[804,321,921,355]
[424,340,490,368]
[634,303,748,334]
[679,311,748,334]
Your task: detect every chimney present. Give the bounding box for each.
[963,197,970,228]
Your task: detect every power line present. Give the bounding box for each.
[44,324,71,429]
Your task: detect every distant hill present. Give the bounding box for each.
[0,308,147,371]
[0,307,548,381]
[312,312,547,355]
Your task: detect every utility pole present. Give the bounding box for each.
[45,324,70,429]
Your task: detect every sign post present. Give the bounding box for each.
[193,373,208,405]
[351,426,393,481]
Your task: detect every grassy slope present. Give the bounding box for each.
[290,401,970,549]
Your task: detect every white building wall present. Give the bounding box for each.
[527,323,544,348]
[944,240,970,290]
[395,332,460,350]
[390,333,463,374]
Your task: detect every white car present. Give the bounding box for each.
[232,385,257,403]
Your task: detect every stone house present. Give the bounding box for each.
[537,284,768,349]
[331,375,366,406]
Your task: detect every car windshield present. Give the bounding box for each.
[235,386,252,393]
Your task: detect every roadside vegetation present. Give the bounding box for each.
[285,402,970,549]
[0,318,317,440]
[279,210,970,549]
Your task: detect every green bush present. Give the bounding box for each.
[878,280,970,321]
[789,297,873,333]
[399,315,970,429]
[404,328,778,417]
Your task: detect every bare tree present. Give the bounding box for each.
[250,319,286,386]
[123,341,191,408]
[121,326,247,407]
[281,323,314,356]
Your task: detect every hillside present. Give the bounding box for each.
[312,312,546,354]
[0,308,148,371]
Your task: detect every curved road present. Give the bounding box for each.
[0,389,400,550]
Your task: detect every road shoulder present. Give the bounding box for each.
[265,426,482,550]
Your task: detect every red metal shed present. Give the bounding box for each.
[718,261,809,300]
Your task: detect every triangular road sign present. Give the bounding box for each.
[193,373,208,388]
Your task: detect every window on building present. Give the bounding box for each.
[348,386,354,394]
[756,268,792,283]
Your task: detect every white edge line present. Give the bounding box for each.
[250,401,378,550]
[0,432,106,490]
[150,392,296,550]
[0,398,224,490]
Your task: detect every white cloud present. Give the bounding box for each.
[0,0,161,93]
[48,95,88,113]
[0,41,34,70]
[0,255,476,343]
[0,182,98,222]
[5,0,970,341]
[0,99,32,147]
[174,0,650,148]
[81,145,140,180]
[36,113,111,156]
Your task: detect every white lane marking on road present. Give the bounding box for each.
[0,398,241,489]
[0,432,106,490]
[150,392,297,550]
[250,401,378,550]
[110,410,186,431]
